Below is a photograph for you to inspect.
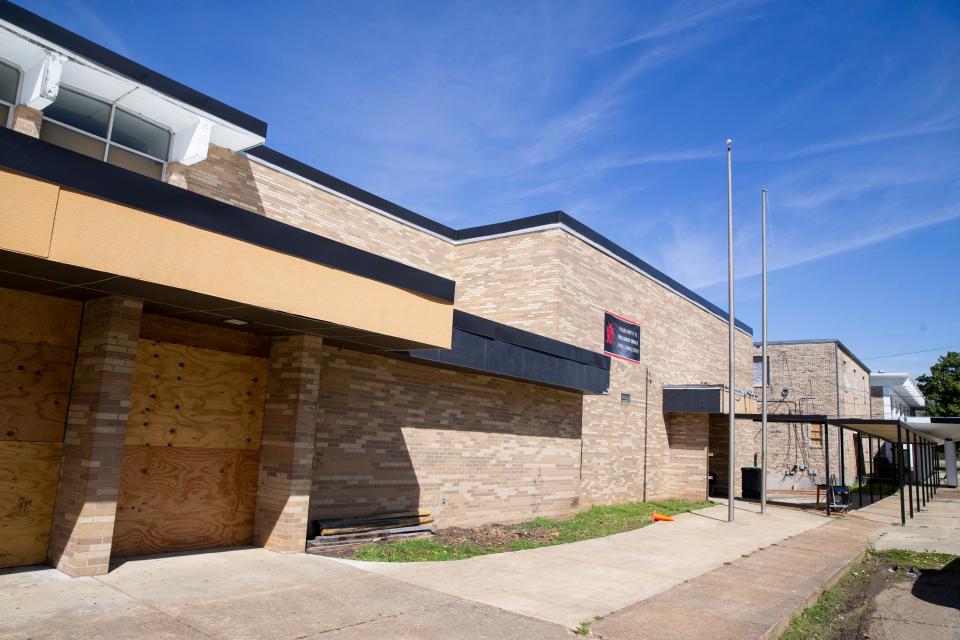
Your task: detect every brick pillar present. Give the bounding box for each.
[11,105,43,138]
[47,296,142,576]
[254,334,323,552]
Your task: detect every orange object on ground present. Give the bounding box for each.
[652,512,674,522]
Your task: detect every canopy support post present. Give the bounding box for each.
[897,425,906,526]
[824,422,832,517]
[839,426,846,487]
[856,434,863,508]
[868,436,875,505]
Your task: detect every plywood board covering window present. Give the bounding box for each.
[113,339,267,557]
[0,288,81,569]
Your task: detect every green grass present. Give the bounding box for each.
[353,499,712,562]
[779,549,958,640]
[848,478,899,498]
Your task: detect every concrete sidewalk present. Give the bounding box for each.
[342,500,827,629]
[0,549,569,640]
[854,487,960,555]
[594,488,960,640]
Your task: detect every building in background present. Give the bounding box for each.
[0,1,758,575]
[870,372,926,420]
[753,340,869,490]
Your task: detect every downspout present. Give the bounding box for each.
[642,366,650,502]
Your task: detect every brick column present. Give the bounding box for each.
[47,296,142,576]
[254,334,323,552]
[11,105,43,138]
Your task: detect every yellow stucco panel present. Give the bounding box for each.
[0,171,452,348]
[0,169,59,258]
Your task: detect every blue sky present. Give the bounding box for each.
[22,0,960,377]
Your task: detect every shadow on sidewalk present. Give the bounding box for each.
[911,558,960,610]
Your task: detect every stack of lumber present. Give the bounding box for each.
[306,511,435,557]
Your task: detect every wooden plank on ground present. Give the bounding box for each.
[113,445,260,557]
[125,340,267,450]
[139,314,271,358]
[0,441,62,568]
[0,288,81,349]
[0,341,74,442]
[320,516,434,536]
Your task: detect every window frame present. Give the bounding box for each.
[40,84,172,176]
[0,57,24,129]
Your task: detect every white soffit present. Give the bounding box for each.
[870,372,926,408]
[0,22,263,160]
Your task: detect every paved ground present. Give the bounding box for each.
[0,549,569,640]
[863,556,960,640]
[2,490,954,639]
[592,509,885,639]
[860,487,960,640]
[341,499,827,629]
[856,487,960,555]
[593,488,960,640]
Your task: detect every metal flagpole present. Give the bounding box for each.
[760,188,768,515]
[726,139,735,523]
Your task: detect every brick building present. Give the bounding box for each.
[0,2,760,575]
[752,339,870,490]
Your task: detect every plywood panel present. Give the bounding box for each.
[0,288,81,349]
[113,446,259,557]
[140,314,271,358]
[0,342,74,442]
[0,441,62,568]
[126,340,267,450]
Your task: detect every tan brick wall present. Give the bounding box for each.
[755,342,868,488]
[312,347,583,527]
[456,229,756,504]
[47,296,142,576]
[255,334,324,553]
[165,146,455,278]
[11,105,42,138]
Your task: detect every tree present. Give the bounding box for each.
[916,351,960,417]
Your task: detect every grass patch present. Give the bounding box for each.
[353,499,711,562]
[779,549,958,640]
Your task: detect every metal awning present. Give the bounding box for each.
[735,414,954,444]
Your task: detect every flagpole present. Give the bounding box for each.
[761,188,768,515]
[727,139,735,524]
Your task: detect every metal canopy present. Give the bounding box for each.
[735,414,946,444]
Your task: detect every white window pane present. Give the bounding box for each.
[44,87,110,138]
[0,60,17,105]
[753,357,763,386]
[111,108,170,160]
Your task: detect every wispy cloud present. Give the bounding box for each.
[680,207,960,290]
[770,117,960,160]
[598,0,764,52]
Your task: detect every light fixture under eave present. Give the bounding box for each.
[223,318,248,326]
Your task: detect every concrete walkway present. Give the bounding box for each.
[341,500,827,629]
[0,549,569,639]
[853,487,960,555]
[593,488,960,639]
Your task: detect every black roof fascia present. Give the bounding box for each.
[0,128,454,303]
[451,311,609,369]
[246,146,457,238]
[757,339,871,374]
[0,1,267,137]
[402,311,611,394]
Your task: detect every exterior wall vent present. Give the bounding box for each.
[621,392,631,405]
